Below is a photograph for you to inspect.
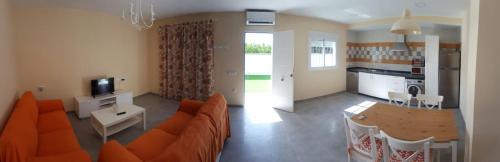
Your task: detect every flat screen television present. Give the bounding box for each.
[91,77,115,97]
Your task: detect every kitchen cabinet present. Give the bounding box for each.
[358,72,406,99]
[386,76,406,94]
[373,74,388,99]
[358,72,372,96]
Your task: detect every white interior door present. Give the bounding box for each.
[272,30,294,112]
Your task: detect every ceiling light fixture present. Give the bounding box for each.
[122,0,156,31]
[390,8,421,35]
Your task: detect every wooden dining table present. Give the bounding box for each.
[349,102,460,162]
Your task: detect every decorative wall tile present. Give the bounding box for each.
[346,42,425,65]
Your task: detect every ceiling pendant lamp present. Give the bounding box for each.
[390,8,421,35]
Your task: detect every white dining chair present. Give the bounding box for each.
[343,113,385,162]
[388,92,412,107]
[380,130,434,162]
[416,94,444,110]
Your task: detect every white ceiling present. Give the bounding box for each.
[9,0,469,24]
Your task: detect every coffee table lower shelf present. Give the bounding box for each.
[92,116,142,137]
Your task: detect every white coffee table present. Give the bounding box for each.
[90,104,146,143]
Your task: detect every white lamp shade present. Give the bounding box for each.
[390,9,422,35]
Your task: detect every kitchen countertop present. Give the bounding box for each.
[347,67,425,80]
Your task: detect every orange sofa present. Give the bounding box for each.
[98,93,231,162]
[0,92,91,162]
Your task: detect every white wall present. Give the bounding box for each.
[0,0,18,130]
[467,0,500,161]
[347,31,359,42]
[460,4,475,161]
[459,0,500,161]
[13,8,150,111]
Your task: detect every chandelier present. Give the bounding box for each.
[122,0,156,31]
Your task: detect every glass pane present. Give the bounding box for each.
[310,40,323,54]
[324,47,333,54]
[311,53,324,68]
[310,47,322,53]
[324,41,335,47]
[325,42,336,67]
[325,53,335,67]
[310,40,324,68]
[310,41,323,47]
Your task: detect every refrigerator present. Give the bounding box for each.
[439,49,461,108]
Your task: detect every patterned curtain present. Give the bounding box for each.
[158,20,215,101]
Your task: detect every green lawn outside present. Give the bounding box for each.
[245,75,271,80]
[245,75,271,93]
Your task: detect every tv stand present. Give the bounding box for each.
[92,92,115,98]
[74,90,133,119]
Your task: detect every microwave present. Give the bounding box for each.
[411,67,424,75]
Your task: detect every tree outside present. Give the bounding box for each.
[245,43,272,54]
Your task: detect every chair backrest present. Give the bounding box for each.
[388,92,412,107]
[416,94,444,110]
[380,131,434,162]
[343,113,380,160]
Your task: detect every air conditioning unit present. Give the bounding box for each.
[246,11,276,26]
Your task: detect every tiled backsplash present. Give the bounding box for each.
[347,42,425,65]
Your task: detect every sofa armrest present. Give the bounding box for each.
[177,99,205,115]
[98,140,141,162]
[33,150,91,162]
[37,99,65,113]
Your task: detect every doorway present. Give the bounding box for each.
[244,33,274,114]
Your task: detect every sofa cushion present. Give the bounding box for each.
[0,108,39,162]
[37,111,72,134]
[37,100,65,114]
[155,111,194,135]
[15,92,39,124]
[177,99,205,115]
[126,129,177,161]
[37,129,80,156]
[152,115,217,162]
